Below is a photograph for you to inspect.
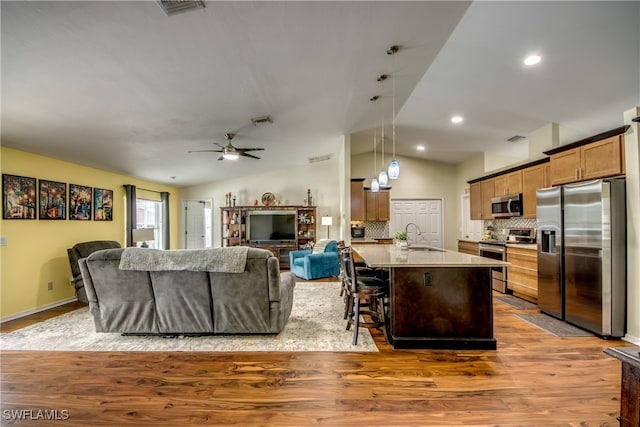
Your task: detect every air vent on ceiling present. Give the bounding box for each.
[309,154,332,164]
[157,0,205,16]
[507,135,527,143]
[251,115,273,126]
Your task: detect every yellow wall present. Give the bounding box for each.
[0,147,180,319]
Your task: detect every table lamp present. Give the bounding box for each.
[132,228,155,248]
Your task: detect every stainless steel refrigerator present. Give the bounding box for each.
[536,179,626,337]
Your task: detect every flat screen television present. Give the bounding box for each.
[247,210,296,243]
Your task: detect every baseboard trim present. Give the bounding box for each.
[622,334,640,346]
[0,297,78,323]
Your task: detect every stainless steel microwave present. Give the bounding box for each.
[491,193,523,218]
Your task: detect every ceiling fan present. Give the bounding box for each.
[189,133,264,160]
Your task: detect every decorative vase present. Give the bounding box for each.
[398,240,408,250]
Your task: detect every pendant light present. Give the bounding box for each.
[377,74,389,187]
[370,95,380,193]
[387,45,400,180]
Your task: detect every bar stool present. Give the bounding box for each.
[340,246,388,345]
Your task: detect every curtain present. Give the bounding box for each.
[161,192,170,249]
[124,185,137,247]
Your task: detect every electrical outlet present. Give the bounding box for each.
[0,237,6,246]
[47,281,53,291]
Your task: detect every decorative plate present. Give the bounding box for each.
[261,192,275,206]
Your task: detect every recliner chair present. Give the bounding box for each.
[289,239,340,280]
[67,240,121,303]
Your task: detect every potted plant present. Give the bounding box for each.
[394,231,408,250]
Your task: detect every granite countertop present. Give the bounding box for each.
[350,237,378,244]
[352,243,510,268]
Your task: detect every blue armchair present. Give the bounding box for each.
[289,239,340,280]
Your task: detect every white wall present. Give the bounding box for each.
[350,152,459,250]
[180,157,342,247]
[623,107,640,345]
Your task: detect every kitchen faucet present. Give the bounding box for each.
[405,222,422,246]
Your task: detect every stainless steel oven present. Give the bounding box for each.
[479,242,507,293]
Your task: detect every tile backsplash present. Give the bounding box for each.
[483,217,537,240]
[361,221,390,238]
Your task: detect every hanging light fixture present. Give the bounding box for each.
[387,45,400,180]
[370,95,380,192]
[377,74,389,187]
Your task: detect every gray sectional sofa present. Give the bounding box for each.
[78,247,296,335]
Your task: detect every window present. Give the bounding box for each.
[136,198,164,249]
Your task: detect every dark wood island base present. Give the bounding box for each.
[390,267,496,350]
[352,244,506,351]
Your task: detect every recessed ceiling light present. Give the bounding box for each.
[416,145,425,151]
[524,54,542,66]
[451,115,463,124]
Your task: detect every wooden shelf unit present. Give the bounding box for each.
[220,205,316,269]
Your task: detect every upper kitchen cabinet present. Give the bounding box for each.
[468,157,549,220]
[469,178,495,220]
[351,178,366,222]
[469,182,482,220]
[494,170,522,196]
[480,179,495,220]
[365,190,390,221]
[546,126,628,186]
[522,163,549,218]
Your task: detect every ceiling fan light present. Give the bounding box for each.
[222,153,239,160]
[388,159,400,179]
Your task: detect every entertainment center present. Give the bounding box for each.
[221,205,316,269]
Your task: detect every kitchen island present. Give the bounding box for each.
[352,244,509,350]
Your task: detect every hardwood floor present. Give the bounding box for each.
[1,290,628,426]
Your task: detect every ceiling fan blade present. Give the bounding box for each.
[240,152,261,160]
[218,155,224,161]
[213,142,226,149]
[188,149,223,153]
[237,147,265,152]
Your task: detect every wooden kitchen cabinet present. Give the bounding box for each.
[458,240,479,256]
[494,170,522,196]
[365,190,390,221]
[469,182,482,220]
[506,246,538,302]
[548,133,625,186]
[351,179,366,221]
[522,164,547,218]
[480,178,495,220]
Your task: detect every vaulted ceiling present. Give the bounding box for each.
[2,1,639,186]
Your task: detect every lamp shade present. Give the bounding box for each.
[370,178,380,193]
[388,159,400,179]
[321,216,333,226]
[132,228,155,243]
[378,169,389,187]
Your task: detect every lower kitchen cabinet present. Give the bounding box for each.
[457,240,479,256]
[506,246,538,302]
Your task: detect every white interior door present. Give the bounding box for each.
[461,194,483,241]
[390,199,443,247]
[185,200,210,249]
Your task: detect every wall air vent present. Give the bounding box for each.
[309,154,332,164]
[507,135,527,143]
[157,0,205,16]
[251,115,273,126]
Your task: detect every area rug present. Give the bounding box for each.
[0,282,378,352]
[495,295,538,310]
[514,313,594,337]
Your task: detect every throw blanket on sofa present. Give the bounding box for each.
[119,247,249,273]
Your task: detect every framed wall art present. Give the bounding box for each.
[39,180,67,220]
[2,174,37,219]
[94,188,113,221]
[69,184,92,220]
